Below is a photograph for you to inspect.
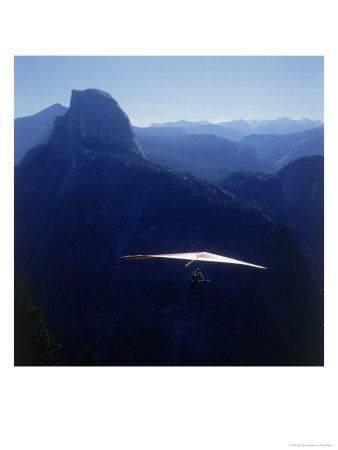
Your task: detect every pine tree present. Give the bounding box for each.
[77,346,97,366]
[14,277,61,365]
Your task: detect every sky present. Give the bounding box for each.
[14,56,324,126]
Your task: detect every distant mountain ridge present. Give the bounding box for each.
[138,133,273,181]
[137,125,323,181]
[149,121,245,142]
[14,103,68,165]
[150,117,323,138]
[218,117,323,135]
[15,106,323,165]
[133,126,188,137]
[241,126,324,168]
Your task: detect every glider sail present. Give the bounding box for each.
[120,251,267,269]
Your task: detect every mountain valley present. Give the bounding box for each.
[14,89,324,366]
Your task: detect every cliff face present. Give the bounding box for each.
[218,156,324,286]
[49,89,144,163]
[219,171,285,216]
[277,156,324,286]
[14,90,323,366]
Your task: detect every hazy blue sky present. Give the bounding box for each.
[14,56,324,126]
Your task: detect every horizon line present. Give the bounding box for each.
[14,104,324,127]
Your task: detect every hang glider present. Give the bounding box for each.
[120,251,267,270]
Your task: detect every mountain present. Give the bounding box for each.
[219,156,324,286]
[218,117,323,135]
[15,89,323,366]
[241,126,324,168]
[150,118,323,140]
[150,121,244,142]
[277,156,324,285]
[218,171,284,216]
[133,126,188,137]
[138,134,273,182]
[17,111,322,168]
[151,120,212,128]
[14,103,68,165]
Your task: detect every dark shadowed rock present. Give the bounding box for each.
[219,171,285,216]
[218,156,324,286]
[278,155,324,216]
[277,156,324,285]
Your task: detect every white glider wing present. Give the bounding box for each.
[120,251,266,269]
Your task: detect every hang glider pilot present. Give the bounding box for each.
[190,267,205,288]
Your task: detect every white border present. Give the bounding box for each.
[1,1,337,449]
